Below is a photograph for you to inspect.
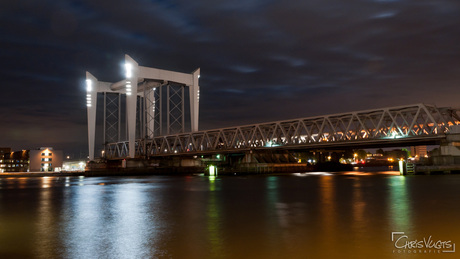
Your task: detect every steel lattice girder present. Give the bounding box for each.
[167,84,185,134]
[105,103,460,158]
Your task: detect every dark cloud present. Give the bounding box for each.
[1,0,460,154]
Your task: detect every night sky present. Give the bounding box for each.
[1,0,460,156]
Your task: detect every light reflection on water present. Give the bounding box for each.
[1,171,460,258]
[206,176,224,258]
[389,176,411,233]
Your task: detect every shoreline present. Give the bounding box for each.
[0,172,85,178]
[0,165,401,178]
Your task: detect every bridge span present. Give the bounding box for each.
[105,103,460,159]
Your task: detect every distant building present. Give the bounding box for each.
[62,160,87,172]
[0,147,63,173]
[0,147,12,154]
[0,149,29,172]
[411,146,427,159]
[29,147,63,172]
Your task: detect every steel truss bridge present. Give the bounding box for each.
[105,103,460,158]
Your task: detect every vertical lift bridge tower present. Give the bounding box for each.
[86,55,200,160]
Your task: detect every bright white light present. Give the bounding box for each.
[87,104,92,107]
[86,79,92,92]
[198,75,200,78]
[126,82,131,96]
[209,165,216,176]
[125,63,132,78]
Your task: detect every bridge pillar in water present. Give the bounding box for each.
[432,126,460,165]
[315,152,329,163]
[242,151,257,164]
[330,152,341,163]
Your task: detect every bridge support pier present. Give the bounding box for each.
[235,150,307,173]
[408,126,460,175]
[432,126,460,165]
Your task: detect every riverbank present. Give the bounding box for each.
[0,172,85,178]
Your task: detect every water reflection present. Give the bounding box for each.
[265,176,281,251]
[351,177,369,253]
[207,176,224,258]
[35,182,54,258]
[318,175,336,256]
[1,173,459,258]
[295,172,332,176]
[114,183,155,258]
[388,176,411,232]
[41,176,52,188]
[352,178,366,231]
[60,179,163,258]
[63,183,104,258]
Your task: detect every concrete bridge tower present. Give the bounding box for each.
[86,55,200,160]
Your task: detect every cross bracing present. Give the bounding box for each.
[166,84,185,135]
[103,93,121,144]
[143,87,156,138]
[105,103,460,158]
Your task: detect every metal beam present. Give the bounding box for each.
[106,103,460,158]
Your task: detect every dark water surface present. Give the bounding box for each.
[1,170,460,258]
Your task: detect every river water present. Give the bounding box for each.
[1,168,460,259]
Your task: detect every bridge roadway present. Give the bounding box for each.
[106,103,460,158]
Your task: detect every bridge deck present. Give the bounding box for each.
[106,103,460,158]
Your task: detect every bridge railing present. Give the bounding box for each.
[105,103,460,158]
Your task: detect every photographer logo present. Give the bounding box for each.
[392,232,455,254]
